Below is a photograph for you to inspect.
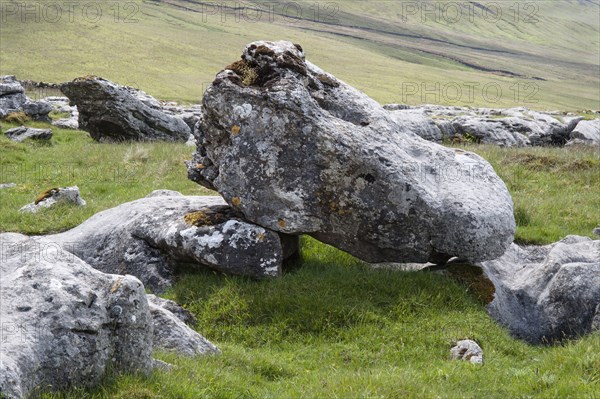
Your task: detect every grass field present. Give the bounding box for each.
[1,0,599,110]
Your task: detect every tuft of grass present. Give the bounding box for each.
[3,111,31,124]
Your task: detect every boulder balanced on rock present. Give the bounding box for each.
[60,76,190,142]
[188,40,516,264]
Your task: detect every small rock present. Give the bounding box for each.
[567,119,600,146]
[450,340,484,364]
[0,183,16,189]
[593,228,600,236]
[20,186,86,213]
[4,126,52,142]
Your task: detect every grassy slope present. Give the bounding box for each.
[0,0,599,109]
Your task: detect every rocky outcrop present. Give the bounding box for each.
[0,233,153,398]
[482,236,600,344]
[0,76,52,121]
[161,102,203,131]
[4,126,52,142]
[60,77,190,142]
[566,119,600,146]
[48,192,299,292]
[385,104,589,147]
[450,340,483,364]
[188,40,515,265]
[45,96,80,129]
[19,186,86,213]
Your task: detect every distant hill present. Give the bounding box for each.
[1,0,598,109]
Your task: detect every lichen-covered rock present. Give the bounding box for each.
[188,40,515,264]
[5,126,52,142]
[450,340,483,364]
[60,76,190,142]
[19,186,86,213]
[482,236,600,344]
[49,194,299,292]
[0,233,153,398]
[0,76,52,121]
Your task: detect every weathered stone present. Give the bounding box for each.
[567,119,600,146]
[188,40,515,264]
[147,295,220,357]
[60,76,190,142]
[49,194,299,292]
[0,75,26,116]
[482,236,600,344]
[21,100,52,122]
[450,340,483,364]
[0,233,153,398]
[20,186,86,213]
[4,126,52,142]
[387,108,444,142]
[0,183,16,189]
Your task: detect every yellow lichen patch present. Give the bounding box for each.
[35,187,60,205]
[231,125,241,136]
[278,218,286,229]
[225,59,259,86]
[231,197,241,207]
[110,277,123,293]
[196,163,206,169]
[257,232,266,242]
[446,264,496,304]
[184,210,214,227]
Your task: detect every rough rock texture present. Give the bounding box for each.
[0,233,153,399]
[188,40,515,264]
[147,295,220,357]
[450,340,483,364]
[161,102,203,131]
[482,236,600,344]
[385,104,586,147]
[49,193,299,292]
[20,186,86,213]
[0,76,52,121]
[60,77,190,142]
[4,126,52,142]
[566,119,600,146]
[45,96,80,129]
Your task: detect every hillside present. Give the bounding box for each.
[1,0,599,109]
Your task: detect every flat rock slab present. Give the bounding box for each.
[20,186,86,213]
[49,193,299,292]
[60,76,190,142]
[188,40,515,264]
[4,126,52,142]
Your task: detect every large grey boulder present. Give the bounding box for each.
[482,236,600,344]
[49,193,299,292]
[60,77,190,142]
[4,126,52,142]
[0,233,153,398]
[566,119,600,146]
[387,108,444,142]
[188,40,515,264]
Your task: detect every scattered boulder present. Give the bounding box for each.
[482,236,600,344]
[44,96,80,129]
[4,126,52,142]
[0,183,16,189]
[387,108,444,142]
[20,186,86,213]
[566,119,600,146]
[188,40,515,264]
[450,340,483,364]
[161,102,203,131]
[593,227,600,236]
[0,233,153,398]
[60,76,190,142]
[0,76,52,121]
[148,295,220,357]
[48,193,299,292]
